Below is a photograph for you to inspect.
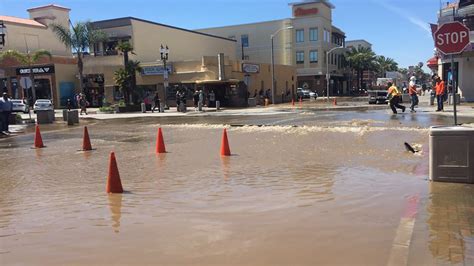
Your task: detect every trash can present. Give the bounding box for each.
[448,93,461,105]
[248,98,256,107]
[141,103,146,113]
[430,126,474,184]
[62,109,68,121]
[36,110,54,124]
[67,110,79,125]
[430,94,435,106]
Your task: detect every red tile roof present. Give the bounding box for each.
[0,15,47,28]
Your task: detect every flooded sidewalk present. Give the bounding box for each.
[0,110,473,265]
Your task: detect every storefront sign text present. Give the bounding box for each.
[294,7,318,17]
[16,65,55,75]
[242,63,260,73]
[141,65,173,76]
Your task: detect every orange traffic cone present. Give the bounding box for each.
[220,128,231,156]
[82,126,93,151]
[156,127,166,154]
[106,152,124,194]
[333,98,337,106]
[33,124,45,148]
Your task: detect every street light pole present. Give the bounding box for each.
[326,45,344,103]
[160,44,169,109]
[271,26,293,105]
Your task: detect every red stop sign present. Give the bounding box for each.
[435,22,471,55]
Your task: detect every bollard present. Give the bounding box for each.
[67,110,79,125]
[36,110,53,124]
[160,103,165,113]
[62,109,68,122]
[141,103,146,113]
[198,101,203,112]
[216,101,220,111]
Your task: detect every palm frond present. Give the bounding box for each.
[31,49,52,62]
[0,50,29,64]
[50,23,74,49]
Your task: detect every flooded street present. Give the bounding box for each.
[1,109,473,265]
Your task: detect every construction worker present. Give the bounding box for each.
[435,76,446,112]
[408,76,419,113]
[387,82,406,114]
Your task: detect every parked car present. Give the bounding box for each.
[11,99,30,113]
[33,99,53,113]
[297,88,311,99]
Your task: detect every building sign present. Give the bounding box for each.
[242,63,260,73]
[16,65,55,75]
[294,7,318,17]
[141,65,173,76]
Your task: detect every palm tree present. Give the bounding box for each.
[50,21,106,93]
[116,41,134,66]
[346,47,377,90]
[113,60,142,103]
[376,56,398,78]
[0,49,52,101]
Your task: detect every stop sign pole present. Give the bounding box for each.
[435,15,471,125]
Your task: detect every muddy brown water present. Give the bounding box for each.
[1,110,473,265]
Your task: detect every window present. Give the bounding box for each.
[310,50,318,63]
[296,51,304,64]
[243,55,249,60]
[309,28,318,41]
[296,29,304,43]
[241,34,249,47]
[324,29,330,43]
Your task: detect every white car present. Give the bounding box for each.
[33,99,54,113]
[11,99,30,113]
[309,91,318,98]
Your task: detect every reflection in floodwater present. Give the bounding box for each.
[428,183,474,264]
[108,194,122,233]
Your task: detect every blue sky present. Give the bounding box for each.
[1,0,441,70]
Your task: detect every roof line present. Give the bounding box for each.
[92,17,237,43]
[0,15,47,28]
[27,4,71,12]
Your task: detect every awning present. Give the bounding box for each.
[427,56,439,69]
[195,79,240,84]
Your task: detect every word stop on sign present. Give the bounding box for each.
[437,31,469,45]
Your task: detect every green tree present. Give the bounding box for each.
[375,56,398,78]
[116,41,134,66]
[0,49,52,101]
[346,47,377,90]
[50,21,106,93]
[113,60,142,103]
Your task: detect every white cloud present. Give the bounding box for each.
[371,0,432,36]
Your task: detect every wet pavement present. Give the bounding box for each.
[1,108,473,265]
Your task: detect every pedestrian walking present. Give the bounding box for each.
[408,76,419,113]
[193,89,199,111]
[208,90,216,107]
[152,92,161,113]
[198,90,204,109]
[435,76,446,112]
[387,82,406,114]
[0,92,13,134]
[176,90,181,111]
[79,94,88,115]
[66,99,72,111]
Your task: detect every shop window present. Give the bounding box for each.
[296,51,304,64]
[310,28,318,41]
[310,50,318,63]
[296,29,304,43]
[241,34,249,47]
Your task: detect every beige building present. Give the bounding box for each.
[435,0,474,102]
[84,17,296,107]
[197,0,349,96]
[0,4,78,107]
